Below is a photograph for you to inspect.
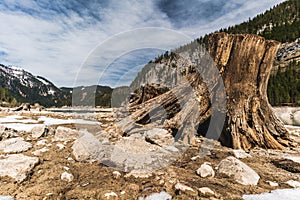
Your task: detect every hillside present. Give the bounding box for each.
[0,86,18,107]
[61,85,113,107]
[223,0,299,43]
[0,64,70,107]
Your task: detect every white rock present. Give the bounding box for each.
[32,147,48,156]
[126,170,152,178]
[104,192,118,198]
[61,172,74,182]
[53,126,79,142]
[286,180,300,188]
[139,191,172,200]
[31,125,48,138]
[102,138,110,145]
[0,137,32,153]
[164,145,179,152]
[120,191,126,195]
[144,128,173,146]
[56,143,65,150]
[175,183,195,192]
[267,181,279,187]
[232,149,252,159]
[67,157,74,162]
[72,130,104,162]
[63,166,70,171]
[112,171,121,179]
[36,139,47,146]
[196,163,215,178]
[0,154,39,182]
[191,155,199,161]
[198,187,215,196]
[217,156,260,185]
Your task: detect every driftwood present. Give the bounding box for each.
[116,33,296,150]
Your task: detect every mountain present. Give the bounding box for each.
[0,64,70,107]
[0,64,114,108]
[61,85,113,107]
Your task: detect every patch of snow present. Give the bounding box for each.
[48,89,55,95]
[36,77,50,85]
[0,196,13,200]
[139,191,172,200]
[0,123,39,132]
[0,115,38,123]
[38,116,101,126]
[0,115,101,132]
[243,188,300,200]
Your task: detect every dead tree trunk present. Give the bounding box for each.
[117,33,295,150]
[208,33,293,150]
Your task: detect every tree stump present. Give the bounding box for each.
[117,33,295,150]
[208,33,293,150]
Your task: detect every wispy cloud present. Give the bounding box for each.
[0,0,285,87]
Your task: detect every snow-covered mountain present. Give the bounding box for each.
[0,64,70,107]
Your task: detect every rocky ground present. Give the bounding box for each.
[0,109,300,199]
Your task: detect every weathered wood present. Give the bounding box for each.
[208,33,294,150]
[117,33,296,150]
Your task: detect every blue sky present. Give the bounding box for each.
[0,0,285,87]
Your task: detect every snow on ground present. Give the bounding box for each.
[243,188,300,200]
[38,116,101,126]
[0,115,38,124]
[0,115,101,132]
[1,123,39,132]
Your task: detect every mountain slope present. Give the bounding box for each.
[0,64,70,107]
[220,0,299,43]
[0,86,18,107]
[61,85,113,107]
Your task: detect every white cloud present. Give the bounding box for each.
[0,0,286,87]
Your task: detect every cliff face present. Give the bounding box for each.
[130,40,205,90]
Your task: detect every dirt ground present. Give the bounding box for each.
[0,111,300,199]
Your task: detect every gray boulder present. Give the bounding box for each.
[31,125,49,138]
[72,130,104,162]
[53,126,79,142]
[0,137,32,153]
[232,149,252,159]
[217,156,260,185]
[144,128,174,146]
[0,154,39,182]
